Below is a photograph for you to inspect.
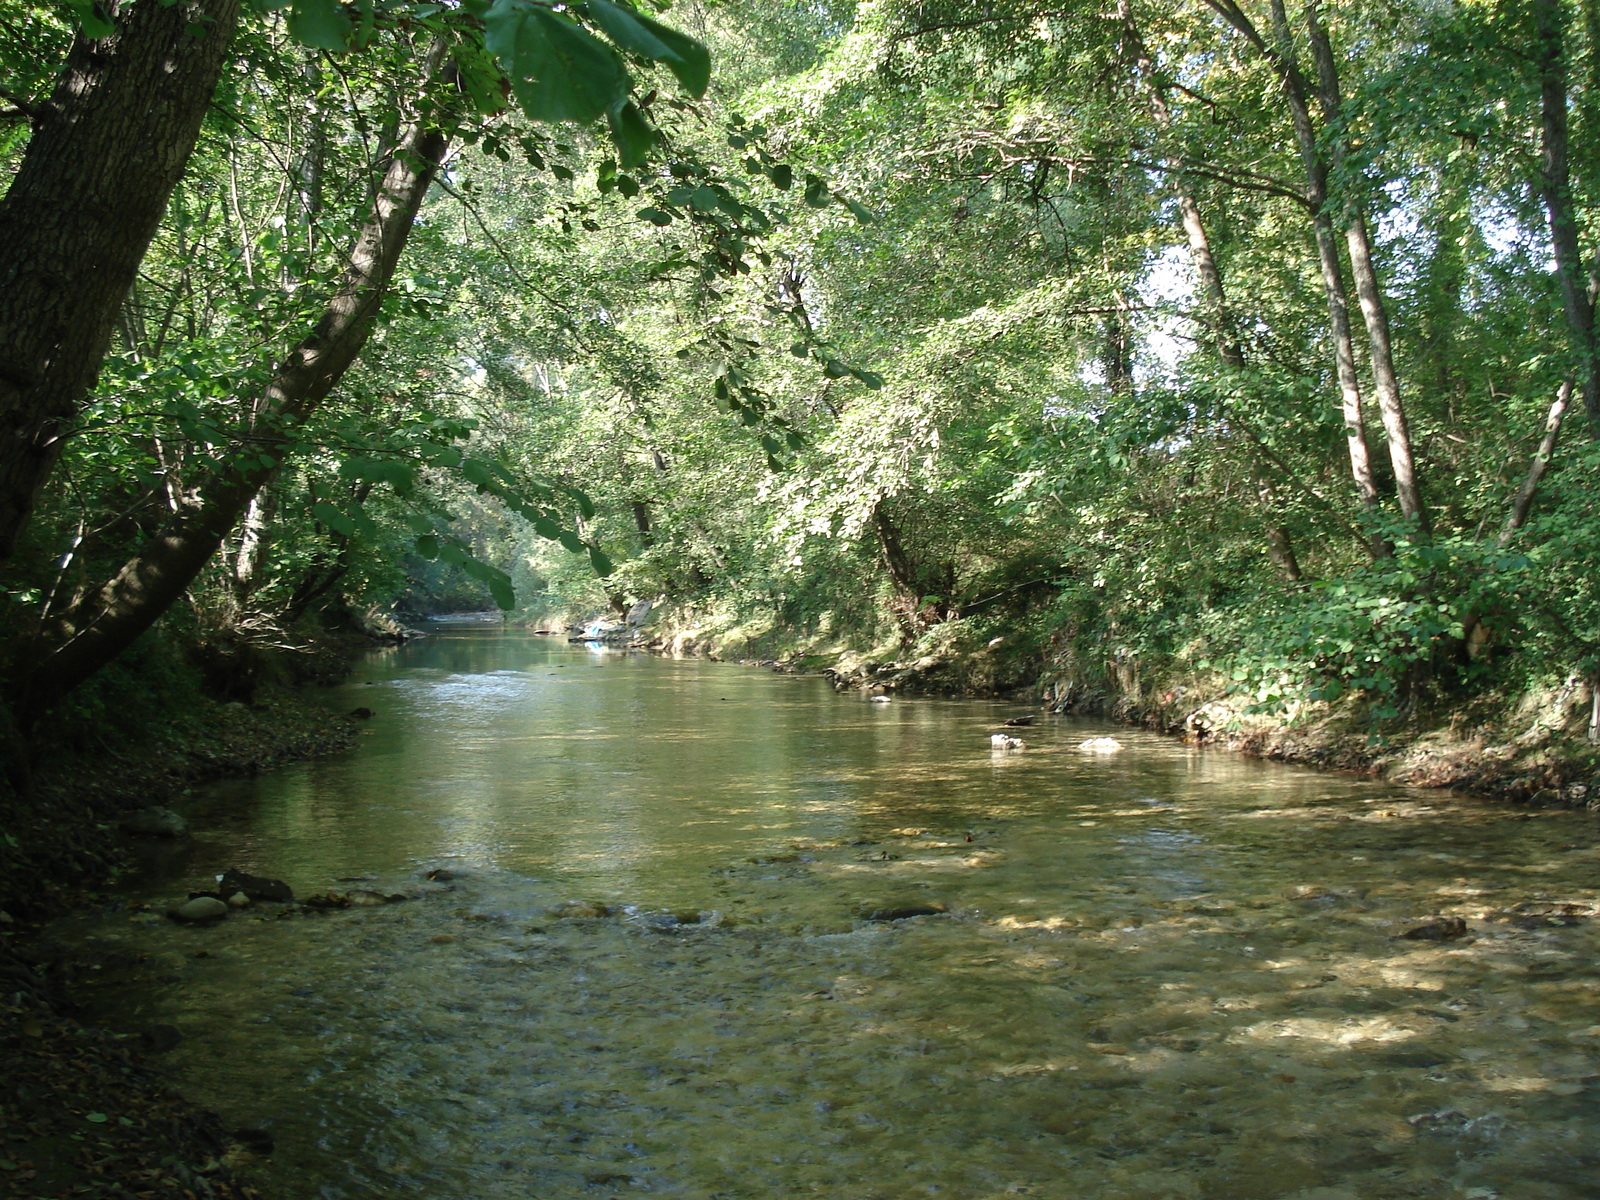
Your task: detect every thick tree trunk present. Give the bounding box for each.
[0,0,242,569]
[19,107,453,711]
[1303,0,1428,532]
[1535,0,1600,436]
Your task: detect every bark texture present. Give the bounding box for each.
[0,0,242,569]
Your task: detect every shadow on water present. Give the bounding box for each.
[58,625,1600,1200]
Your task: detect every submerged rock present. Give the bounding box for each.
[168,897,228,924]
[1003,715,1035,727]
[549,901,613,919]
[139,1024,183,1053]
[424,868,456,882]
[1077,737,1123,753]
[863,902,949,922]
[121,807,188,838]
[217,869,294,904]
[1395,916,1468,941]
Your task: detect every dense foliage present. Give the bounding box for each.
[2,0,1598,736]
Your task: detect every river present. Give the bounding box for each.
[57,622,1600,1199]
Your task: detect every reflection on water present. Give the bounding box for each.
[61,625,1600,1199]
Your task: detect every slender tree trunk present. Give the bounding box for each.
[18,94,454,711]
[0,0,242,569]
[1303,0,1428,532]
[1535,0,1600,436]
[1122,3,1301,578]
[1499,380,1573,547]
[1216,0,1387,556]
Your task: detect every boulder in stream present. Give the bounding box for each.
[1077,737,1123,753]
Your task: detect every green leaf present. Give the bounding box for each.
[570,488,597,520]
[803,175,830,208]
[605,100,657,168]
[85,1113,108,1124]
[637,207,673,225]
[286,0,351,51]
[68,0,116,38]
[688,185,720,211]
[842,197,875,224]
[488,577,517,610]
[848,367,885,388]
[790,342,810,358]
[414,534,440,560]
[589,545,615,576]
[483,0,630,124]
[311,501,357,539]
[558,531,585,554]
[767,164,793,190]
[584,0,710,98]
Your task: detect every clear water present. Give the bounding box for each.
[60,623,1600,1199]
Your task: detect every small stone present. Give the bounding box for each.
[349,707,374,720]
[226,892,251,909]
[1395,916,1468,941]
[429,934,456,945]
[347,890,389,906]
[168,897,228,924]
[302,893,350,910]
[424,868,456,882]
[548,901,612,919]
[863,902,949,922]
[217,870,294,903]
[121,806,188,838]
[139,1024,182,1053]
[233,1128,275,1155]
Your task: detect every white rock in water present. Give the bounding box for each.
[868,694,892,704]
[168,897,228,924]
[226,891,251,909]
[990,734,1025,750]
[1078,737,1124,753]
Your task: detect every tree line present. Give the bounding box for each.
[1,0,1597,754]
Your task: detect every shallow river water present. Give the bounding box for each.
[59,622,1600,1200]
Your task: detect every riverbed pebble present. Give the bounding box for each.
[168,897,228,924]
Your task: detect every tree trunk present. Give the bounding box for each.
[1212,0,1387,557]
[1303,0,1429,532]
[0,0,242,569]
[1535,0,1600,436]
[18,96,454,711]
[1121,2,1300,578]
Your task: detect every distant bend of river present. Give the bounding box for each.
[58,622,1600,1200]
